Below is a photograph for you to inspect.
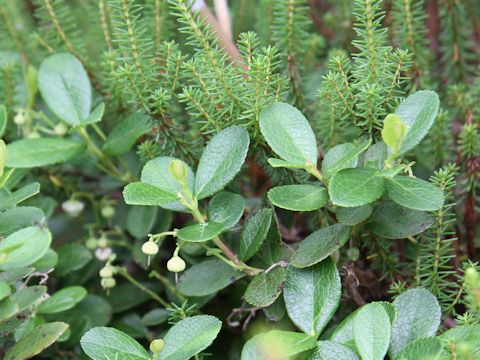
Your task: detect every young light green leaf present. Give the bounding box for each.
[158,315,222,360]
[6,138,86,168]
[267,184,328,211]
[389,288,441,358]
[240,208,272,261]
[381,114,408,154]
[353,303,391,360]
[38,286,87,314]
[207,191,245,229]
[395,337,446,360]
[386,176,444,211]
[336,205,373,226]
[0,226,51,270]
[367,202,433,239]
[260,102,318,166]
[80,326,150,360]
[244,266,286,307]
[267,158,304,169]
[329,168,385,207]
[395,90,440,154]
[0,206,44,236]
[0,104,6,138]
[241,331,317,359]
[194,126,249,199]
[291,224,351,268]
[283,258,341,337]
[0,182,40,211]
[123,182,179,206]
[177,259,245,297]
[310,341,360,360]
[38,53,92,126]
[176,222,225,242]
[103,112,152,155]
[5,322,69,360]
[322,139,371,178]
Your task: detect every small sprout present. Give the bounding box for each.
[101,277,116,289]
[62,199,85,217]
[149,338,165,354]
[142,240,159,256]
[168,159,188,184]
[54,122,68,136]
[13,111,26,125]
[85,237,98,250]
[101,205,115,219]
[167,255,186,273]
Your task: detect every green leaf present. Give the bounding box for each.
[103,112,151,155]
[32,248,58,272]
[0,139,5,178]
[310,341,360,360]
[176,222,225,242]
[396,337,446,360]
[82,102,105,125]
[177,259,245,297]
[158,315,222,360]
[395,90,440,154]
[0,183,40,212]
[0,206,44,236]
[38,286,87,314]
[389,288,441,358]
[38,53,92,126]
[194,126,249,200]
[11,285,47,312]
[244,266,286,307]
[241,331,317,359]
[440,325,480,358]
[109,283,161,313]
[0,226,51,270]
[267,184,328,211]
[6,138,86,168]
[207,191,245,229]
[257,211,282,266]
[141,309,170,326]
[336,205,373,226]
[367,202,433,239]
[80,326,150,360]
[329,168,385,207]
[381,114,408,154]
[0,280,10,301]
[0,298,18,322]
[0,104,6,138]
[5,322,69,360]
[240,208,272,261]
[259,102,318,166]
[55,243,92,276]
[353,303,391,360]
[127,206,158,239]
[283,258,341,337]
[123,182,179,206]
[322,139,371,178]
[364,142,388,169]
[386,176,444,211]
[291,224,351,268]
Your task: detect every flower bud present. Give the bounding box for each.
[13,112,26,125]
[54,123,68,136]
[27,131,40,139]
[101,277,116,289]
[61,199,85,217]
[142,241,159,256]
[85,237,98,250]
[149,339,165,353]
[97,236,108,248]
[99,265,114,278]
[101,205,115,219]
[347,247,360,262]
[167,256,186,273]
[168,159,187,182]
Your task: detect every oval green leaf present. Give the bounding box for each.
[322,139,371,178]
[268,184,328,211]
[336,205,373,226]
[311,341,359,360]
[386,176,444,211]
[176,222,225,242]
[103,112,152,155]
[244,266,286,307]
[240,208,272,261]
[259,102,318,166]
[207,191,245,229]
[38,286,87,314]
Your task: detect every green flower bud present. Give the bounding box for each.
[13,112,26,125]
[99,266,114,278]
[27,131,40,139]
[54,123,68,136]
[101,277,116,289]
[97,236,108,248]
[347,247,360,262]
[149,338,165,353]
[168,159,187,182]
[101,205,115,219]
[141,241,159,256]
[85,237,98,250]
[0,140,6,178]
[167,255,186,272]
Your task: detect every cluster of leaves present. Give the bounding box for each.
[0,0,479,359]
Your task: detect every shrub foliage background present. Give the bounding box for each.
[0,0,479,359]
